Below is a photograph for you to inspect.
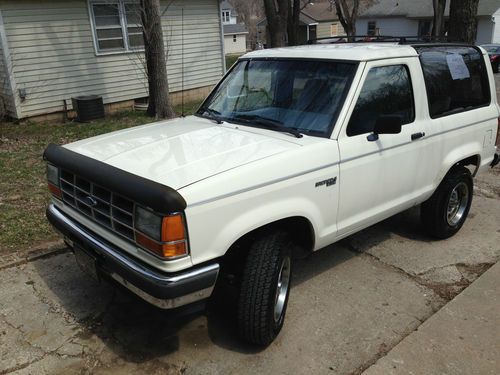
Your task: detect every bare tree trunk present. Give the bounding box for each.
[333,0,359,42]
[448,0,479,43]
[432,0,447,37]
[263,0,288,47]
[287,0,300,46]
[141,0,174,119]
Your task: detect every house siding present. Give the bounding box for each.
[224,34,246,54]
[0,10,18,117]
[0,0,224,119]
[317,22,334,38]
[476,17,494,45]
[356,18,419,36]
[316,21,344,38]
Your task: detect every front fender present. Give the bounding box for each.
[185,193,326,266]
[213,197,319,254]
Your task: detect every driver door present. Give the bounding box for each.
[336,58,432,237]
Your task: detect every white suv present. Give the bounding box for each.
[45,42,499,346]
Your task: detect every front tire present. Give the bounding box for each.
[421,166,473,239]
[237,231,292,346]
[493,61,499,73]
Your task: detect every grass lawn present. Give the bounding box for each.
[0,100,202,255]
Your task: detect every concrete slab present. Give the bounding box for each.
[0,247,443,375]
[343,195,500,281]
[362,262,500,375]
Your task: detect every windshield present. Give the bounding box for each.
[198,59,357,137]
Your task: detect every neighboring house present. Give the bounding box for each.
[220,0,237,25]
[223,24,248,54]
[220,0,248,54]
[301,2,344,39]
[357,0,500,45]
[0,0,225,120]
[257,2,343,46]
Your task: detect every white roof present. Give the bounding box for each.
[242,43,419,61]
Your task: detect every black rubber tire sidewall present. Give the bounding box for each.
[421,166,473,239]
[237,231,293,346]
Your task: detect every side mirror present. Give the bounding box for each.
[367,115,402,141]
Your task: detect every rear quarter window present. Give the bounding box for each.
[417,46,490,118]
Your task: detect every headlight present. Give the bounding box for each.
[46,164,59,185]
[46,164,62,198]
[135,206,162,241]
[134,206,188,259]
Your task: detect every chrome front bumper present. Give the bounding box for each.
[46,204,219,309]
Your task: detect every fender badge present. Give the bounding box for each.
[315,177,337,187]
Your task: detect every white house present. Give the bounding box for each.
[357,0,500,45]
[0,0,226,120]
[220,0,247,55]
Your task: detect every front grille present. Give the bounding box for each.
[59,169,135,241]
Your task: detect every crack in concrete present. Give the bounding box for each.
[1,315,24,333]
[0,246,68,272]
[344,242,495,302]
[0,357,42,375]
[342,243,496,375]
[0,340,89,375]
[1,307,89,374]
[25,277,77,326]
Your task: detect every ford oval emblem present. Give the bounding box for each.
[84,196,98,207]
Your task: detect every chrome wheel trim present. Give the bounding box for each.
[274,256,291,323]
[446,182,469,226]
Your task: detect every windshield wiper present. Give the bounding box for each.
[199,107,223,124]
[232,114,303,138]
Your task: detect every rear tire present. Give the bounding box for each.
[493,61,499,73]
[421,166,473,239]
[237,231,292,346]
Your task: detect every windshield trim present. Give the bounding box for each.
[197,58,359,139]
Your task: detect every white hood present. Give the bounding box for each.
[64,116,301,190]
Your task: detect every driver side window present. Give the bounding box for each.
[347,65,415,137]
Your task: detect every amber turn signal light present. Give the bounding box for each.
[135,213,188,259]
[161,214,185,242]
[136,232,188,259]
[48,182,62,198]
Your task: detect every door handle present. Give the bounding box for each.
[411,132,425,141]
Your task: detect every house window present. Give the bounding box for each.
[222,10,230,23]
[233,35,237,42]
[367,21,377,36]
[89,0,144,54]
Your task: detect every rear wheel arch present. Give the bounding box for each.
[456,154,480,176]
[421,165,473,239]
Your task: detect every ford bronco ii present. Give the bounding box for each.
[45,42,499,345]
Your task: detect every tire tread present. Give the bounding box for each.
[237,231,291,345]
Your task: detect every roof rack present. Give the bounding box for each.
[307,35,462,45]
